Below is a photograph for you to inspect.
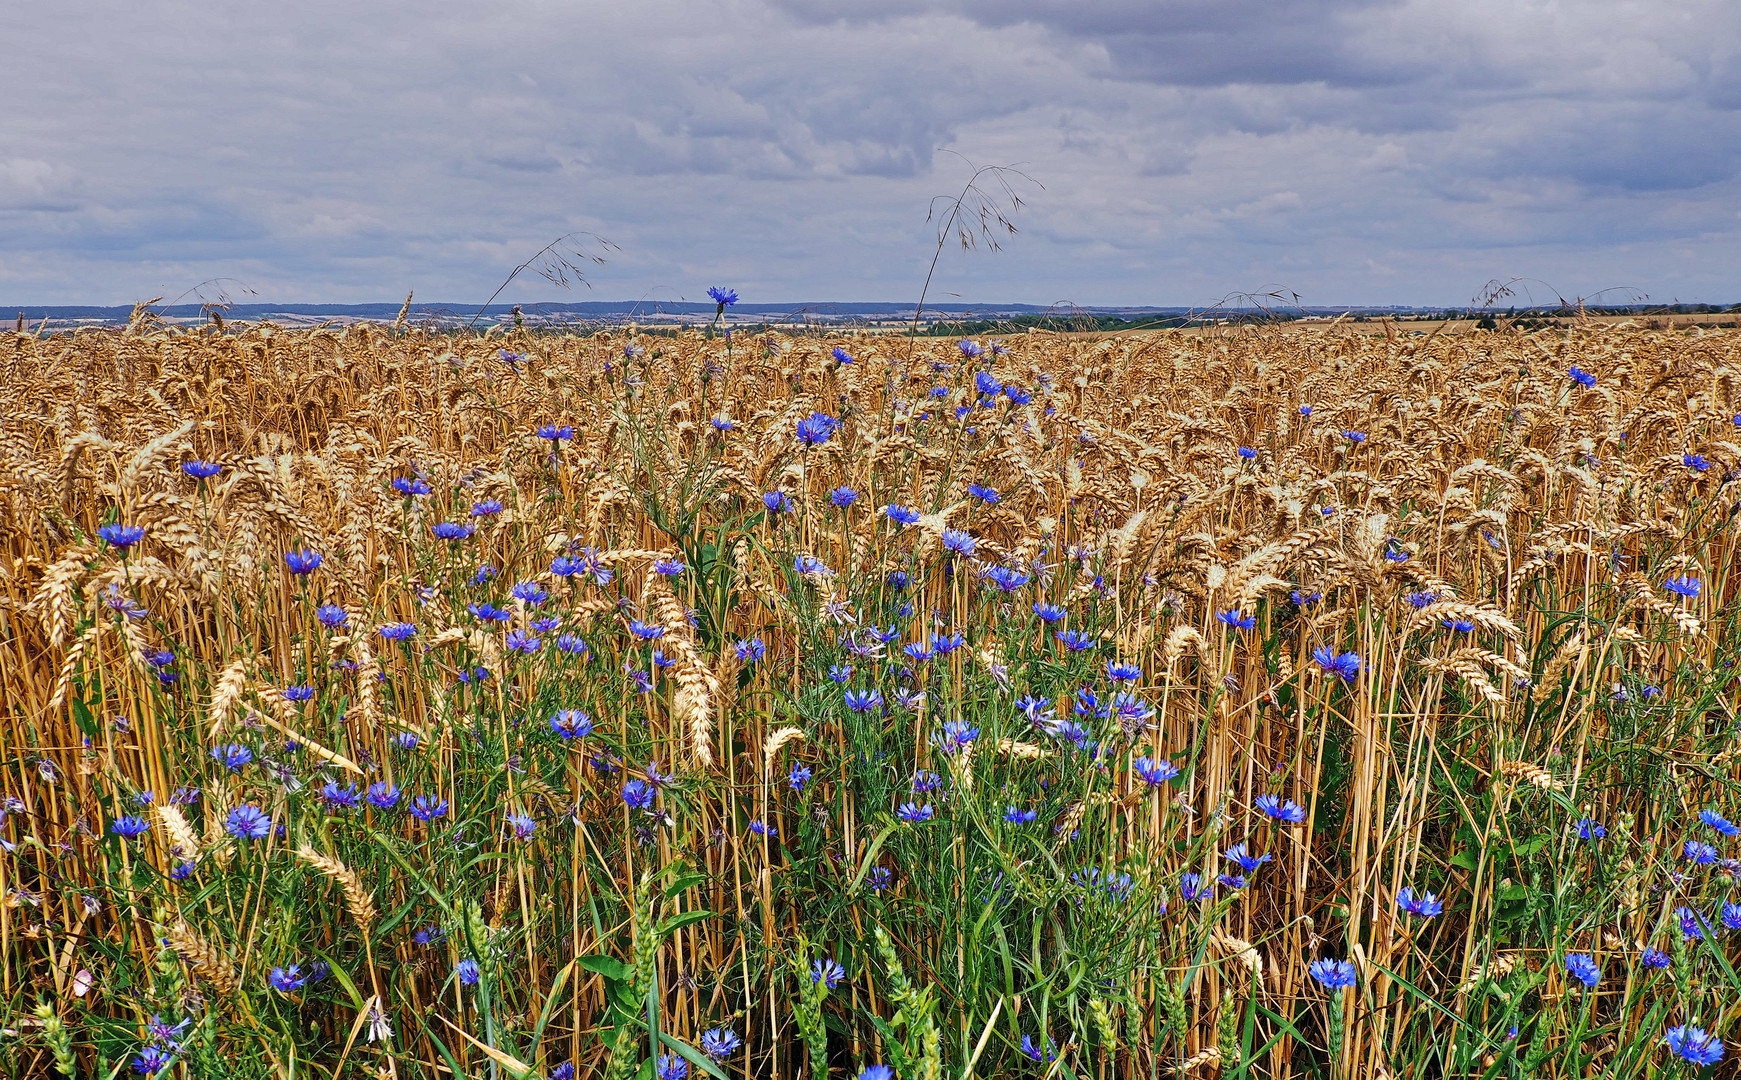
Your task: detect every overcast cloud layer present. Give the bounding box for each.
[4,0,1739,307]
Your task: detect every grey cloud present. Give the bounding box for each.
[0,0,1737,305]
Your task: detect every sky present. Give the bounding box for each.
[4,0,1740,308]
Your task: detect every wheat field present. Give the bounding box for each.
[2,315,1739,1078]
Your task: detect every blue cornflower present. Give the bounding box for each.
[981,565,1028,593]
[701,1028,742,1060]
[763,491,793,514]
[1312,646,1361,683]
[548,1063,576,1080]
[1179,873,1213,902]
[270,964,307,992]
[1056,629,1095,651]
[1680,906,1710,940]
[531,616,560,633]
[795,412,839,447]
[912,770,942,793]
[282,685,315,702]
[938,719,979,754]
[365,782,400,810]
[1033,602,1066,622]
[456,959,480,986]
[99,523,146,549]
[472,564,497,585]
[832,346,854,364]
[1703,809,1741,837]
[1665,576,1701,599]
[860,1066,895,1080]
[405,794,449,822]
[211,743,253,771]
[1224,843,1271,873]
[1685,452,1712,472]
[830,486,858,507]
[708,286,738,308]
[629,620,665,640]
[897,802,934,823]
[844,689,883,713]
[321,782,360,809]
[788,763,812,791]
[1255,794,1307,823]
[392,476,431,496]
[931,632,965,655]
[1724,903,1741,931]
[1217,873,1247,890]
[1641,947,1671,968]
[283,550,323,574]
[471,499,503,516]
[392,732,420,750]
[886,504,920,526]
[1685,840,1719,864]
[958,339,983,358]
[1396,886,1443,918]
[1216,609,1256,631]
[1004,806,1038,824]
[1343,430,1366,444]
[226,804,272,839]
[1406,590,1438,608]
[507,814,536,841]
[735,638,766,663]
[315,604,349,629]
[512,580,550,605]
[828,663,854,683]
[431,521,473,541]
[941,528,976,556]
[711,415,735,431]
[379,621,416,641]
[868,867,893,892]
[1107,661,1142,682]
[795,554,831,576]
[1291,590,1322,605]
[885,570,911,591]
[1300,405,1313,417]
[1237,446,1257,460]
[747,819,776,837]
[1134,756,1180,787]
[112,815,150,838]
[1019,1036,1055,1064]
[1568,366,1596,387]
[133,1047,172,1076]
[182,460,223,478]
[1564,954,1601,987]
[555,633,589,655]
[551,709,593,739]
[813,958,847,988]
[622,780,655,810]
[967,483,1000,504]
[536,424,574,441]
[505,630,541,656]
[657,1053,689,1080]
[1665,1025,1725,1066]
[1310,959,1358,989]
[1441,618,1476,633]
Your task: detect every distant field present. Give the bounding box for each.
[3,321,1739,1078]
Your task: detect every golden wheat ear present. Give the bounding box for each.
[294,846,378,934]
[165,922,240,1000]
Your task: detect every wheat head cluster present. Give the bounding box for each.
[1,316,1739,1079]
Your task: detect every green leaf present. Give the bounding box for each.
[580,954,633,983]
[658,909,714,937]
